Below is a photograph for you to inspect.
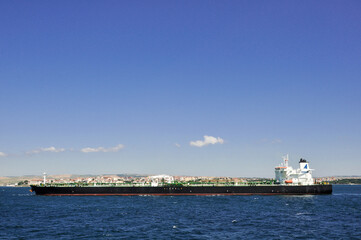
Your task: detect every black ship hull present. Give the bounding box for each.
[31,184,332,196]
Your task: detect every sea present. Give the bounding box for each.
[1,185,360,239]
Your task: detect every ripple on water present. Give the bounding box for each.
[0,186,361,239]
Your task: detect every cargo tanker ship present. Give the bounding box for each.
[30,156,332,196]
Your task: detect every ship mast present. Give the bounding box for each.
[283,154,289,167]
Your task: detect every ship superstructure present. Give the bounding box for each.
[275,155,314,185]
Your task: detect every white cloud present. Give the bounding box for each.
[81,144,124,153]
[41,147,65,152]
[27,146,65,155]
[0,152,7,157]
[175,143,181,148]
[190,135,224,147]
[271,139,282,144]
[260,138,282,144]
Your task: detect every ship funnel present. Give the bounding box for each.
[299,159,309,172]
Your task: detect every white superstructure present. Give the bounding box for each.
[275,155,314,185]
[150,174,174,186]
[43,172,47,185]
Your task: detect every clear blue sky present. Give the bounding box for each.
[1,1,360,177]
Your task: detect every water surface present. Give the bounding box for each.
[1,185,360,239]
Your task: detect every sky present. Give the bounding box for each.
[1,1,360,177]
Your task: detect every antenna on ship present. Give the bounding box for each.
[283,154,289,167]
[43,172,47,185]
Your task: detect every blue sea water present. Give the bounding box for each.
[1,185,361,239]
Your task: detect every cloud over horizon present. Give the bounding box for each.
[190,135,224,147]
[260,138,282,144]
[0,152,7,157]
[26,146,65,155]
[81,144,124,153]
